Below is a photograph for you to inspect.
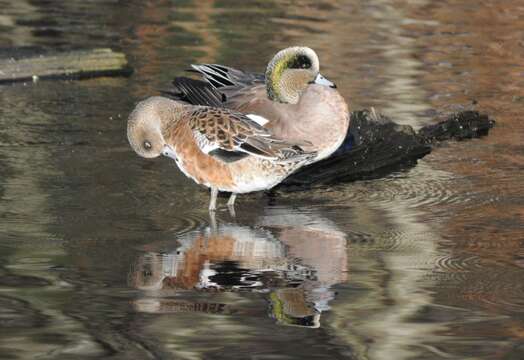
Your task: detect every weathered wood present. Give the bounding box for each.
[0,48,132,83]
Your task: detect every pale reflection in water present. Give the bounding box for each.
[126,195,449,359]
[130,208,348,328]
[329,198,442,360]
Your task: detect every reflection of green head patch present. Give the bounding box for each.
[269,291,291,323]
[268,291,319,328]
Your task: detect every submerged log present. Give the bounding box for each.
[0,48,132,83]
[277,110,494,190]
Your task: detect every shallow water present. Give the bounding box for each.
[1,0,523,359]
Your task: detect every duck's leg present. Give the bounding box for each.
[227,193,237,217]
[227,193,237,207]
[209,187,219,212]
[209,210,217,233]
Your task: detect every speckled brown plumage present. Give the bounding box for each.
[187,107,306,161]
[127,96,316,210]
[167,47,350,162]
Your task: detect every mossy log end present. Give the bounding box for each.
[277,110,494,191]
[0,48,132,84]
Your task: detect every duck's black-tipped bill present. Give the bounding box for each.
[162,145,177,160]
[312,73,336,88]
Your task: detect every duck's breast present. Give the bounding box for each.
[299,85,350,160]
[169,124,236,190]
[263,85,350,160]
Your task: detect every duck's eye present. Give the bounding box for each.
[289,54,312,69]
[143,140,152,150]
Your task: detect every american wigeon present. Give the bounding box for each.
[168,46,350,161]
[127,96,316,211]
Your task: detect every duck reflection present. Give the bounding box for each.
[130,207,348,328]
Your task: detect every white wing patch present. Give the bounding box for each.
[192,130,218,154]
[246,114,269,126]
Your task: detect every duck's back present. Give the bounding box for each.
[168,76,349,161]
[235,85,350,161]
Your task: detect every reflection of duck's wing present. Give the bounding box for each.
[192,225,287,291]
[218,225,285,264]
[130,217,345,326]
[131,224,288,293]
[258,208,343,233]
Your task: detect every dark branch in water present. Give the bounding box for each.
[277,109,494,190]
[418,110,493,143]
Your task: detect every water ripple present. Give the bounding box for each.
[435,253,484,273]
[166,212,210,235]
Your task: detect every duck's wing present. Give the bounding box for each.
[165,66,285,126]
[162,77,225,108]
[165,64,268,112]
[188,107,312,162]
[165,76,270,115]
[189,64,267,112]
[221,84,272,114]
[189,64,264,89]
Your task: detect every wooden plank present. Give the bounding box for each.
[0,48,132,83]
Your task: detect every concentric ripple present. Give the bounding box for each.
[435,253,484,273]
[166,212,211,235]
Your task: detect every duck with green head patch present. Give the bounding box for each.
[168,46,350,162]
[265,46,334,104]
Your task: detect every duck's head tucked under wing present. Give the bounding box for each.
[127,96,185,159]
[265,46,336,104]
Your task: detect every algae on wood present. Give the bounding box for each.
[0,48,132,83]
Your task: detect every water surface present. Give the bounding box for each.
[1,0,523,359]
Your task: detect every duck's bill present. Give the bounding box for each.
[312,73,337,88]
[162,145,177,160]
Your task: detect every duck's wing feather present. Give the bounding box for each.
[189,64,266,111]
[163,77,225,108]
[189,64,264,89]
[221,84,270,113]
[166,76,268,114]
[189,107,310,161]
[165,65,267,111]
